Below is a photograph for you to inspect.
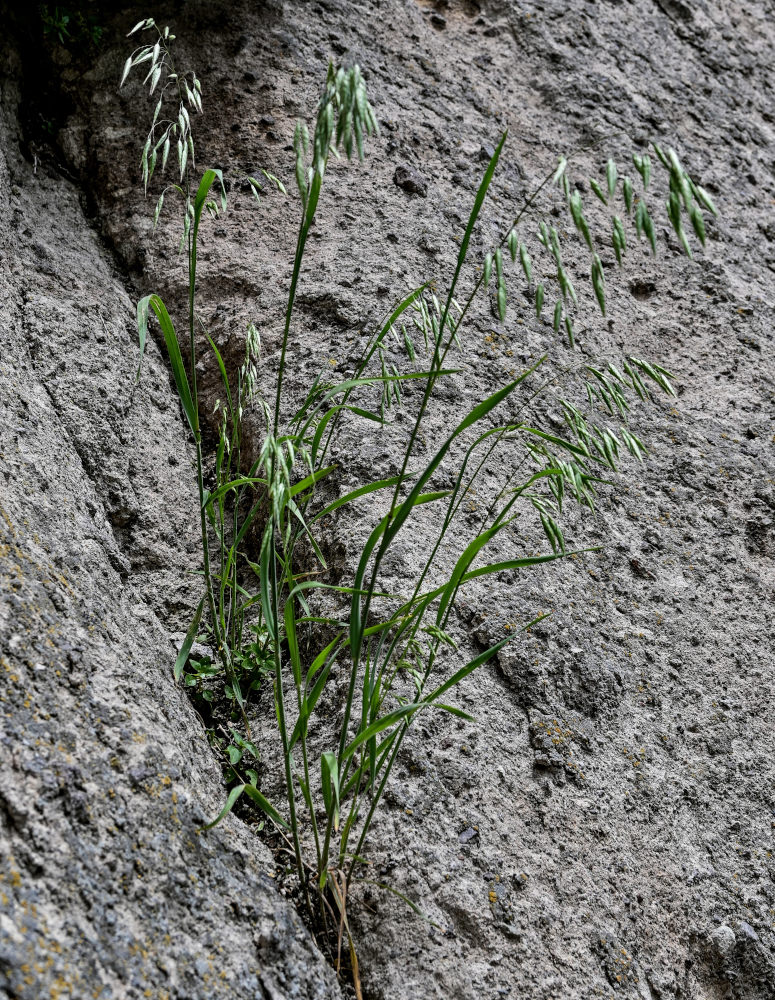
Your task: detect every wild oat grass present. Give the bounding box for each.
[122,17,716,984]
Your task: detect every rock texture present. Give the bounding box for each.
[2,1,774,999]
[0,20,339,1000]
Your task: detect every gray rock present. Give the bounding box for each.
[0,25,339,1000]
[393,163,428,197]
[738,921,760,943]
[709,924,737,958]
[3,0,775,998]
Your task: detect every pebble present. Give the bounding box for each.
[394,163,428,197]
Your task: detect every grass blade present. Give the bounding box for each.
[137,294,196,432]
[201,783,289,832]
[173,596,205,681]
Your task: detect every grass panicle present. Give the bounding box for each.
[122,18,717,980]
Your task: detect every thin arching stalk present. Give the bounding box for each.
[187,222,224,669]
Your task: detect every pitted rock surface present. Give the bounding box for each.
[0,19,339,1000]
[1,2,774,999]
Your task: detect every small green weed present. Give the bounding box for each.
[40,5,71,43]
[39,4,103,48]
[122,17,717,983]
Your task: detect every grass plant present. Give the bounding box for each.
[122,17,717,985]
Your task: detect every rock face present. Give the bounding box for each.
[2,2,775,999]
[0,21,339,1000]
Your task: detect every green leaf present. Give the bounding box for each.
[311,474,408,524]
[434,703,476,722]
[259,524,276,641]
[425,637,510,706]
[284,597,302,688]
[287,496,328,570]
[341,730,399,799]
[202,476,267,510]
[309,404,375,465]
[194,168,227,219]
[289,658,334,749]
[455,132,507,281]
[461,551,582,589]
[436,519,513,625]
[242,785,289,828]
[200,783,289,831]
[379,376,536,555]
[289,464,336,499]
[350,365,540,665]
[173,596,205,681]
[321,751,340,831]
[523,426,590,459]
[342,704,422,762]
[553,300,562,334]
[297,370,458,446]
[137,294,196,432]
